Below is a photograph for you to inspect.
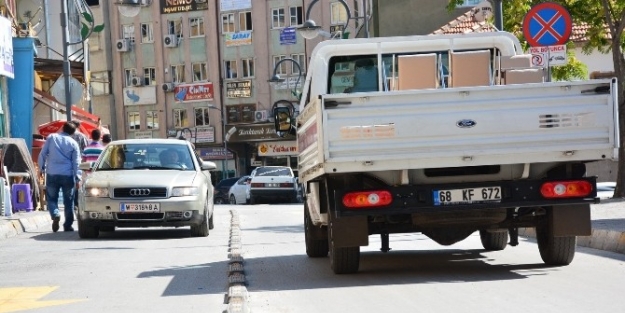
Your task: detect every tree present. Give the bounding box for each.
[449,0,625,196]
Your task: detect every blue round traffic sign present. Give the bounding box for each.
[523,2,572,47]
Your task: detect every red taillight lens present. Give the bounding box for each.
[342,190,393,209]
[251,183,263,187]
[280,183,294,188]
[540,180,593,198]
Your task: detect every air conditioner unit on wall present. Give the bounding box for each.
[254,110,268,122]
[115,39,130,52]
[162,83,175,92]
[164,35,178,48]
[131,76,143,87]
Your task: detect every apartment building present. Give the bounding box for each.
[108,0,362,178]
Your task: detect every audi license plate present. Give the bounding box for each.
[120,203,161,212]
[433,187,501,205]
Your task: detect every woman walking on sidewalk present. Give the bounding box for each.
[37,122,82,232]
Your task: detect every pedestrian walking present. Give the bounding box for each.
[102,134,112,146]
[70,120,89,154]
[83,129,104,163]
[38,121,82,232]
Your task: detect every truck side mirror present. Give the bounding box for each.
[273,107,294,134]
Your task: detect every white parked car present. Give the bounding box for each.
[77,139,217,238]
[249,166,298,204]
[228,176,251,205]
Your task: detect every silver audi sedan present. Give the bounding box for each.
[77,139,217,238]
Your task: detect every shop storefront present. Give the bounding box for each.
[196,146,236,183]
[0,15,14,138]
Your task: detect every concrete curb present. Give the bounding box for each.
[0,211,51,240]
[224,209,250,313]
[519,227,625,254]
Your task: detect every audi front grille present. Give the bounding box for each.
[113,188,168,198]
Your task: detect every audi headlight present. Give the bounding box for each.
[172,187,200,197]
[86,187,109,197]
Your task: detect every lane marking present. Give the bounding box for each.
[0,287,85,313]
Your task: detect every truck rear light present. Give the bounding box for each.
[342,190,393,208]
[540,180,593,198]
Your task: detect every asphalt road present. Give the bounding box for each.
[1,204,624,313]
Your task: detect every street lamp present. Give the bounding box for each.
[297,0,370,39]
[268,58,303,101]
[208,105,229,180]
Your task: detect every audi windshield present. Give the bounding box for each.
[96,143,196,171]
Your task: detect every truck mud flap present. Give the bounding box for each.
[330,216,369,248]
[551,204,591,237]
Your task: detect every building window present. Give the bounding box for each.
[272,8,285,28]
[122,24,135,44]
[124,68,137,87]
[171,64,185,83]
[291,53,306,74]
[224,60,238,79]
[128,112,140,130]
[146,111,159,129]
[173,109,189,128]
[167,19,183,38]
[91,71,110,95]
[140,23,153,43]
[239,11,253,31]
[273,55,287,75]
[189,17,204,37]
[143,67,156,85]
[195,107,210,126]
[241,58,254,78]
[459,0,481,6]
[222,13,235,33]
[330,2,348,25]
[192,62,207,82]
[290,6,303,26]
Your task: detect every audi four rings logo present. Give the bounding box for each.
[456,119,476,128]
[129,189,151,196]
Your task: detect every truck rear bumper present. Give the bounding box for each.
[333,177,598,217]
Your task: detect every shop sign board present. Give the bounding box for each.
[225,31,252,47]
[225,123,282,142]
[258,141,298,156]
[123,86,157,106]
[220,0,251,12]
[196,147,234,160]
[134,131,153,139]
[174,82,214,102]
[194,126,215,143]
[226,80,252,98]
[0,16,14,79]
[161,0,208,14]
[280,27,297,45]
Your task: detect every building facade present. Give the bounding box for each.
[108,0,364,180]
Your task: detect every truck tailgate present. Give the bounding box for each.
[302,79,618,174]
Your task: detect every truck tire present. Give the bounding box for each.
[479,230,508,251]
[328,221,360,274]
[305,205,328,257]
[536,226,576,265]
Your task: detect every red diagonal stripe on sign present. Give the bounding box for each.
[532,12,564,42]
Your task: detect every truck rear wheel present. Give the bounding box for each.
[328,221,360,274]
[304,205,328,257]
[479,229,508,251]
[536,226,576,265]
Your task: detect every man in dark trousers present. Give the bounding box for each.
[38,122,82,232]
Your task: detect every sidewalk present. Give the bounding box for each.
[1,201,624,254]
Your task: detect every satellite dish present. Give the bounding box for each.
[473,0,494,22]
[50,75,84,106]
[118,1,141,18]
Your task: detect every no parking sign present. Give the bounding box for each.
[523,2,572,47]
